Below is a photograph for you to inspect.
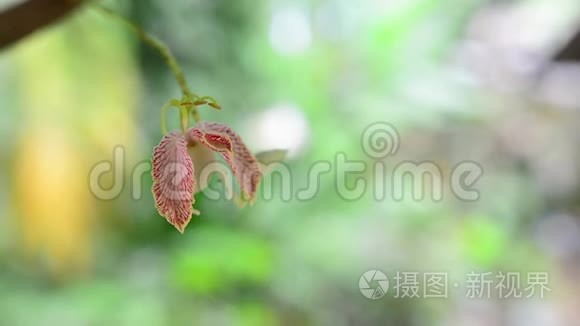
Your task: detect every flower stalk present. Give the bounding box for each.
[92,3,220,127]
[91,2,269,233]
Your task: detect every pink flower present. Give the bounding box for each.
[151,122,261,233]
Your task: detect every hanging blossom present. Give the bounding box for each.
[151,98,262,233]
[89,4,284,233]
[152,122,262,233]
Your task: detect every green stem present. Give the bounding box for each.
[160,99,188,134]
[92,3,201,122]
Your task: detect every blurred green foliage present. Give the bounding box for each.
[1,0,578,325]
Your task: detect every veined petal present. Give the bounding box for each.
[187,122,261,202]
[152,132,197,233]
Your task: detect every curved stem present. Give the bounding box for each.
[179,105,189,133]
[160,101,174,135]
[160,99,190,134]
[190,104,200,123]
[92,3,201,121]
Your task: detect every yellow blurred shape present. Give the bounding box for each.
[9,9,139,278]
[15,128,91,276]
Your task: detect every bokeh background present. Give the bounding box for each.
[1,0,580,325]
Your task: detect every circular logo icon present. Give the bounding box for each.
[359,270,389,299]
[361,122,400,159]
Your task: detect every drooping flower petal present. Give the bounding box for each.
[230,150,289,209]
[152,132,197,233]
[187,122,261,202]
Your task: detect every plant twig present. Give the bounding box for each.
[92,2,201,122]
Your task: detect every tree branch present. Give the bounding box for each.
[0,0,81,50]
[554,27,580,62]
